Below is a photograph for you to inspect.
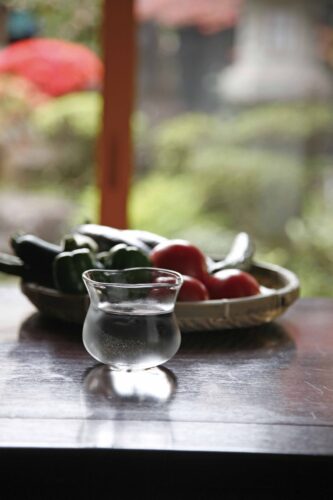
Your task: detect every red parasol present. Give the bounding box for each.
[0,38,103,97]
[136,0,243,34]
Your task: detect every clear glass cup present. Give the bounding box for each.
[82,268,183,371]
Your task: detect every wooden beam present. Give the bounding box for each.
[99,0,135,228]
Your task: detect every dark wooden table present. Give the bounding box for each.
[1,284,333,498]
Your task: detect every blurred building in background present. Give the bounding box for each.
[219,0,332,103]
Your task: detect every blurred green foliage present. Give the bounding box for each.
[127,105,333,297]
[6,0,101,51]
[217,103,333,145]
[129,172,205,237]
[48,100,333,297]
[28,94,99,189]
[33,92,102,138]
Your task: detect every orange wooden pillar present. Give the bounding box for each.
[99,0,135,228]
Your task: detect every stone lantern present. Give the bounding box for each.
[218,0,332,103]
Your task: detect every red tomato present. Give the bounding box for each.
[150,274,179,301]
[150,240,208,281]
[177,275,209,302]
[203,269,261,300]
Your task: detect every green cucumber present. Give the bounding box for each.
[75,224,150,254]
[0,253,25,277]
[210,232,255,274]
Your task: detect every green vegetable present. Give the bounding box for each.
[97,251,111,268]
[75,224,150,253]
[10,233,61,287]
[62,234,99,253]
[99,243,151,270]
[11,234,61,267]
[0,251,56,287]
[210,232,255,274]
[0,253,26,277]
[121,229,167,249]
[53,248,96,294]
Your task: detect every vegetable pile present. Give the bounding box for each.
[0,224,261,301]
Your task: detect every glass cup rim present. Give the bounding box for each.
[82,267,183,289]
